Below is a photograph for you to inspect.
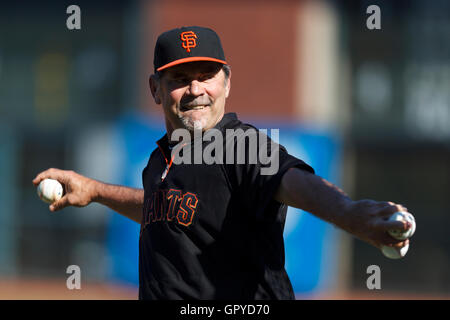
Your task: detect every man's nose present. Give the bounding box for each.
[187,79,205,96]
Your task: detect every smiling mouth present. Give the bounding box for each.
[180,105,209,111]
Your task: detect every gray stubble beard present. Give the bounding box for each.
[179,116,205,132]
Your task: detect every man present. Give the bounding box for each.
[33,26,411,300]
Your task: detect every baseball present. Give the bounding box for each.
[387,211,416,240]
[381,243,409,259]
[37,178,64,204]
[380,211,416,259]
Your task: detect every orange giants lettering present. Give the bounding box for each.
[141,189,199,231]
[177,192,198,227]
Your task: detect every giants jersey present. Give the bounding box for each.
[139,113,314,300]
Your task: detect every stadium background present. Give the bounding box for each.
[0,0,449,299]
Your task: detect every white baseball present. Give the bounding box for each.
[387,211,416,240]
[381,243,409,259]
[37,179,64,204]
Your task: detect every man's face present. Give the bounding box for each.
[151,61,231,133]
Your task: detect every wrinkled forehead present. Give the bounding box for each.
[161,61,223,78]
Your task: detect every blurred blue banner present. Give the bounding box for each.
[278,127,342,294]
[106,111,164,285]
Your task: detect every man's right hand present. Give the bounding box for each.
[32,168,98,212]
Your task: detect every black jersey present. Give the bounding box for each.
[139,113,314,300]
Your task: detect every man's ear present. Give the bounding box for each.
[149,74,162,104]
[225,70,231,98]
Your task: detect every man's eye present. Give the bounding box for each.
[174,78,188,83]
[199,73,214,81]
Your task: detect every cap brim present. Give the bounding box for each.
[156,57,227,72]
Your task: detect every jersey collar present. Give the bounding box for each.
[213,112,239,131]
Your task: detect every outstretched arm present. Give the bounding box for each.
[274,168,411,249]
[33,168,144,224]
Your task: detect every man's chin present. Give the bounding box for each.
[179,117,207,131]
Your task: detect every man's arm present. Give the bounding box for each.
[274,168,411,249]
[33,168,143,224]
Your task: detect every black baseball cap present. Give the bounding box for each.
[154,26,227,72]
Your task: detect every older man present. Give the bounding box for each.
[33,26,411,300]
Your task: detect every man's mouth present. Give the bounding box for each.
[181,104,209,111]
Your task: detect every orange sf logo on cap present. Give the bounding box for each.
[180,31,197,52]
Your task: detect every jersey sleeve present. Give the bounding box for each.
[224,127,314,221]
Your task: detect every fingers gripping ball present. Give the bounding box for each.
[387,211,416,240]
[381,211,416,259]
[37,179,64,204]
